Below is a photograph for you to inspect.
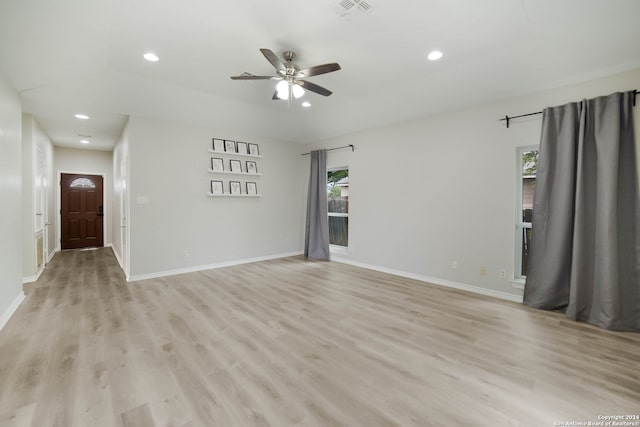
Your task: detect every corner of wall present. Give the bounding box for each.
[0,67,24,322]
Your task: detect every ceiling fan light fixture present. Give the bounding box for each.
[276,80,289,100]
[292,84,305,99]
[231,48,340,100]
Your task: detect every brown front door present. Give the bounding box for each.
[61,173,104,249]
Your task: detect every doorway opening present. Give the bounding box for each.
[60,173,104,249]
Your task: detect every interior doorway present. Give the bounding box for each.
[60,173,104,249]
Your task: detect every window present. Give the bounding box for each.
[327,168,349,248]
[69,177,96,188]
[516,148,538,278]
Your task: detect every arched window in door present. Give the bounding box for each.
[69,177,96,188]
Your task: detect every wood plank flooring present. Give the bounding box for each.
[1,248,639,426]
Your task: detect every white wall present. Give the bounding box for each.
[54,146,114,248]
[112,119,130,275]
[0,69,23,326]
[126,116,306,278]
[21,114,55,279]
[306,67,640,300]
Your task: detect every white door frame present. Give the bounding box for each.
[119,155,129,276]
[35,146,47,269]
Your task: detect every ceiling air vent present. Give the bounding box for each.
[353,0,372,11]
[335,0,372,17]
[338,0,355,12]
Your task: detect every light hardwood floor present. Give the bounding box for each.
[1,248,639,427]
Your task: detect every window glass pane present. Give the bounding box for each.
[327,170,349,213]
[517,148,538,278]
[328,169,349,247]
[70,177,96,188]
[521,150,537,222]
[329,217,348,247]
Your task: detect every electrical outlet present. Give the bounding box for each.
[499,269,507,279]
[480,266,487,275]
[183,250,190,258]
[451,260,458,269]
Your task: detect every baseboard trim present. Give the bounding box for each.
[332,257,524,303]
[111,246,125,272]
[22,267,44,284]
[0,292,26,332]
[128,251,304,282]
[24,249,60,282]
[47,249,58,263]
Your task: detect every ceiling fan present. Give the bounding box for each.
[230,49,341,100]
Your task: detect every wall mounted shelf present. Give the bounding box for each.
[208,139,262,197]
[208,149,262,159]
[207,170,263,176]
[207,193,262,198]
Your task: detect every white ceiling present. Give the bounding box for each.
[1,0,640,150]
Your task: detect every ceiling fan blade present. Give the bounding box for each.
[230,72,279,80]
[272,90,281,100]
[260,48,286,72]
[298,80,333,97]
[297,63,341,78]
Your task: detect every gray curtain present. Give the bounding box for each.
[524,91,640,331]
[304,150,330,260]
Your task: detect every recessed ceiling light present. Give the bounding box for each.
[80,139,90,144]
[143,52,159,62]
[302,101,311,108]
[74,113,90,119]
[427,50,443,61]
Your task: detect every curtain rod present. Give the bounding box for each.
[500,89,639,128]
[301,144,354,156]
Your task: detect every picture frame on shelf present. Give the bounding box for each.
[225,140,236,152]
[248,143,260,156]
[246,182,257,195]
[236,141,248,155]
[230,181,241,195]
[212,138,225,152]
[230,159,242,173]
[210,180,223,195]
[211,157,224,172]
[246,161,257,174]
